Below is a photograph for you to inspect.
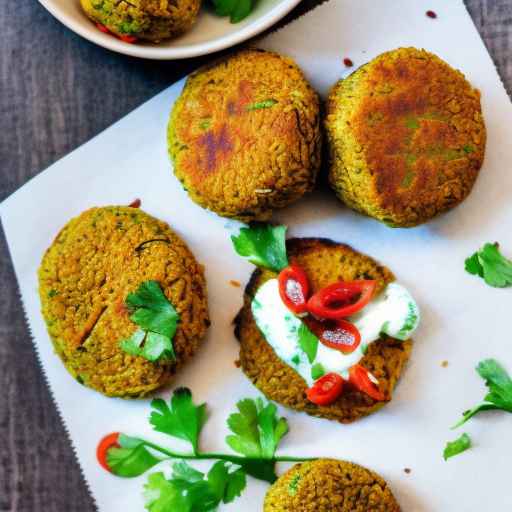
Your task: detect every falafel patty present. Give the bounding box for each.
[80,0,201,42]
[168,49,322,221]
[264,459,400,512]
[326,47,486,227]
[234,238,412,423]
[38,206,209,397]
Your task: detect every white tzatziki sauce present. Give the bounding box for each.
[251,279,419,386]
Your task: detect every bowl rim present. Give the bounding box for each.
[38,0,302,60]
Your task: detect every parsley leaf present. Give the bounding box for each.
[120,280,179,362]
[226,397,288,482]
[298,323,318,364]
[231,224,288,272]
[452,359,512,428]
[144,461,247,512]
[107,434,162,477]
[211,0,255,23]
[150,388,207,454]
[443,433,471,460]
[465,243,512,287]
[246,99,278,111]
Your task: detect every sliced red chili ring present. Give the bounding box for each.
[348,364,386,401]
[307,318,361,354]
[306,372,344,406]
[97,432,120,472]
[278,264,310,315]
[307,280,377,320]
[96,23,110,34]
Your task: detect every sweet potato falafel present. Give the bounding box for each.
[168,49,322,221]
[38,206,209,397]
[264,459,400,512]
[80,0,201,42]
[326,47,486,227]
[234,238,412,423]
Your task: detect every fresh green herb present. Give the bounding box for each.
[119,280,179,362]
[246,99,278,111]
[443,433,471,461]
[311,363,325,380]
[210,0,255,23]
[291,354,300,366]
[360,343,368,355]
[463,144,475,154]
[452,359,512,428]
[298,323,318,364]
[47,289,58,298]
[465,243,512,287]
[102,388,312,508]
[150,388,207,454]
[231,224,288,272]
[288,474,301,496]
[144,461,246,512]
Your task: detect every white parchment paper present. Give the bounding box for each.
[2,0,512,510]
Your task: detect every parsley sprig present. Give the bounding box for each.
[104,388,313,510]
[120,281,179,362]
[452,359,512,428]
[465,243,512,287]
[231,224,288,272]
[443,433,471,461]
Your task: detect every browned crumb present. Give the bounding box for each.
[229,280,241,288]
[234,359,241,368]
[404,468,411,474]
[441,360,449,368]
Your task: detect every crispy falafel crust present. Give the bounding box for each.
[264,459,400,512]
[80,0,201,42]
[168,49,322,221]
[326,47,486,227]
[38,206,209,397]
[234,238,412,423]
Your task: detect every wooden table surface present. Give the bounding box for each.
[1,1,511,510]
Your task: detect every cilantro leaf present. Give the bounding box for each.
[107,434,161,477]
[126,280,179,339]
[226,397,288,482]
[465,243,512,287]
[452,359,512,428]
[144,472,190,512]
[211,0,254,23]
[206,461,247,504]
[298,323,318,364]
[443,433,471,461]
[311,363,325,380]
[120,280,179,362]
[149,388,207,454]
[231,224,288,272]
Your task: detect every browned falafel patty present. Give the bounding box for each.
[38,206,209,397]
[168,49,322,221]
[326,47,486,227]
[234,238,412,423]
[264,459,400,512]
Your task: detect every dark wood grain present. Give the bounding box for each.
[1,1,511,510]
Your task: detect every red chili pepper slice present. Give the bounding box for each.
[348,364,385,401]
[278,264,310,315]
[120,35,138,44]
[307,318,361,354]
[306,372,344,406]
[128,198,141,208]
[96,432,120,472]
[307,280,376,320]
[96,23,110,34]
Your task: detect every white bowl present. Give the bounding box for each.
[39,0,302,60]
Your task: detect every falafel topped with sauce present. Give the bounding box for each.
[80,0,201,42]
[326,47,486,227]
[264,459,400,512]
[38,205,209,398]
[168,49,322,221]
[232,225,419,423]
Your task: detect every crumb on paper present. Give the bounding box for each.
[441,360,449,368]
[404,468,411,474]
[229,280,241,288]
